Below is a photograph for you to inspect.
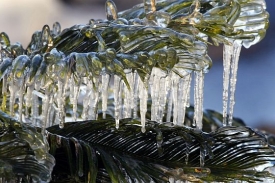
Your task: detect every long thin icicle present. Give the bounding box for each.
[185,75,192,108]
[166,86,173,122]
[193,71,204,129]
[32,82,41,126]
[157,76,169,123]
[25,85,34,118]
[149,73,157,121]
[88,78,100,120]
[177,74,191,126]
[1,76,7,111]
[81,78,90,120]
[228,40,242,126]
[223,43,233,126]
[193,73,197,127]
[57,80,65,128]
[119,80,124,119]
[57,76,69,128]
[101,74,110,119]
[9,77,18,117]
[73,78,81,121]
[124,72,133,118]
[150,68,167,123]
[223,40,242,126]
[41,88,51,134]
[18,83,25,123]
[132,71,139,119]
[114,75,121,129]
[198,71,204,129]
[177,78,185,126]
[172,73,180,126]
[139,76,148,133]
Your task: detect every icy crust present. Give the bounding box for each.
[0,110,55,182]
[119,0,269,48]
[0,0,269,131]
[0,1,212,131]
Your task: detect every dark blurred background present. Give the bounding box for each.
[0,0,274,131]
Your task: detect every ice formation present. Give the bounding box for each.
[0,0,270,180]
[0,0,269,136]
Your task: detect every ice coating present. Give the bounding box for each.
[0,1,271,181]
[0,0,269,133]
[105,0,118,21]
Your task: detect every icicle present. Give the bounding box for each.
[81,78,90,120]
[101,74,110,119]
[132,71,139,119]
[166,86,173,122]
[46,94,55,127]
[18,83,25,123]
[223,40,242,126]
[228,40,242,126]
[69,77,75,107]
[8,78,18,117]
[57,77,68,128]
[193,71,204,129]
[222,43,233,126]
[171,73,180,126]
[57,80,64,128]
[73,78,81,121]
[41,88,51,134]
[1,76,7,111]
[119,80,124,119]
[177,78,185,126]
[123,72,133,118]
[177,74,191,126]
[185,75,192,108]
[149,68,167,123]
[88,78,100,120]
[25,85,34,118]
[139,76,148,133]
[114,75,121,129]
[198,71,204,129]
[150,70,158,121]
[193,73,198,127]
[157,77,169,123]
[185,74,192,124]
[32,82,41,126]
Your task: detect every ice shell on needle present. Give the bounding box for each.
[52,22,61,36]
[105,0,118,21]
[0,32,10,48]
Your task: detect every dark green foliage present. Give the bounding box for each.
[0,111,55,182]
[47,115,275,182]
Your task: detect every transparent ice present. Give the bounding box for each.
[0,0,269,171]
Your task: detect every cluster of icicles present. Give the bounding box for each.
[0,0,269,134]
